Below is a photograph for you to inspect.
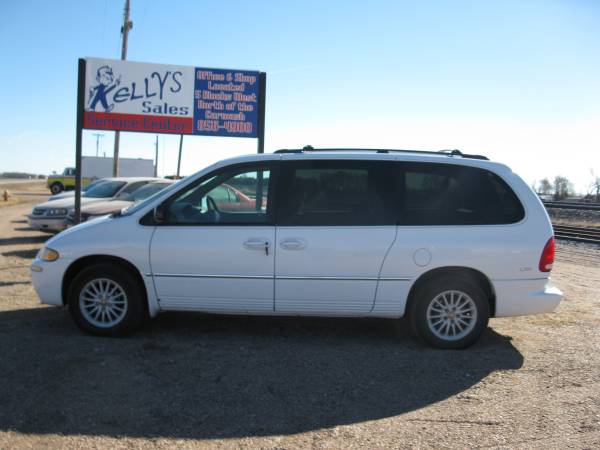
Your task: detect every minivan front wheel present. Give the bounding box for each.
[79,278,128,328]
[409,276,489,349]
[67,263,145,336]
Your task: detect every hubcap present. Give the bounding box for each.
[79,278,128,328]
[426,290,477,341]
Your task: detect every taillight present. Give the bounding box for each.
[539,236,555,272]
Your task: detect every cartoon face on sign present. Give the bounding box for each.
[86,65,121,112]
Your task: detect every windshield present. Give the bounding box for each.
[83,181,126,198]
[121,180,182,216]
[123,182,171,202]
[83,179,107,192]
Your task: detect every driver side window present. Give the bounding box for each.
[166,165,270,225]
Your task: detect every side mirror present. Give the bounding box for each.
[153,203,167,223]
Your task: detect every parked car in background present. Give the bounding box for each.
[47,157,155,194]
[30,148,562,349]
[66,180,174,225]
[48,179,108,201]
[28,177,160,232]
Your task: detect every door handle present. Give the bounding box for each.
[243,238,271,255]
[280,238,307,251]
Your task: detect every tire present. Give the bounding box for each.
[409,275,490,349]
[49,182,64,195]
[67,263,146,336]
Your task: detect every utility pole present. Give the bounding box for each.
[92,133,104,157]
[154,135,159,177]
[112,0,133,177]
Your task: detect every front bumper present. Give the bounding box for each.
[493,278,564,317]
[30,256,73,306]
[28,215,67,232]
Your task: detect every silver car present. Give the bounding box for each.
[66,180,174,225]
[28,177,160,232]
[47,179,108,201]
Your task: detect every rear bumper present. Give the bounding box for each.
[493,278,563,317]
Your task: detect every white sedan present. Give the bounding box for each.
[65,180,174,225]
[47,179,108,201]
[28,177,159,232]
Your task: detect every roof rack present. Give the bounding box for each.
[274,145,489,160]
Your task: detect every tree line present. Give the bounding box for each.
[0,172,46,180]
[533,171,600,201]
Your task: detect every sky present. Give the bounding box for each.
[1,0,599,193]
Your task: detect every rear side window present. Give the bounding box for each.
[277,160,395,226]
[398,163,524,225]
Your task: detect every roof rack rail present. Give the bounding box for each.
[437,149,489,160]
[274,146,489,160]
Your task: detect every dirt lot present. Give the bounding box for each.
[0,180,47,208]
[0,191,598,449]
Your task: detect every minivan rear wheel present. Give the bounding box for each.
[409,275,489,349]
[67,263,145,336]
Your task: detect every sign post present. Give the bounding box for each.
[257,72,267,154]
[74,59,86,225]
[75,57,266,223]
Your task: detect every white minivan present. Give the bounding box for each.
[30,149,562,348]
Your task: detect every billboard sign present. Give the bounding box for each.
[194,68,259,137]
[83,58,261,138]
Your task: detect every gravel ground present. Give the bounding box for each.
[548,207,600,228]
[0,194,599,449]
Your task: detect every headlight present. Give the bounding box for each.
[39,247,60,262]
[46,208,68,216]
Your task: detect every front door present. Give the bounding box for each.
[274,160,397,315]
[150,163,274,313]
